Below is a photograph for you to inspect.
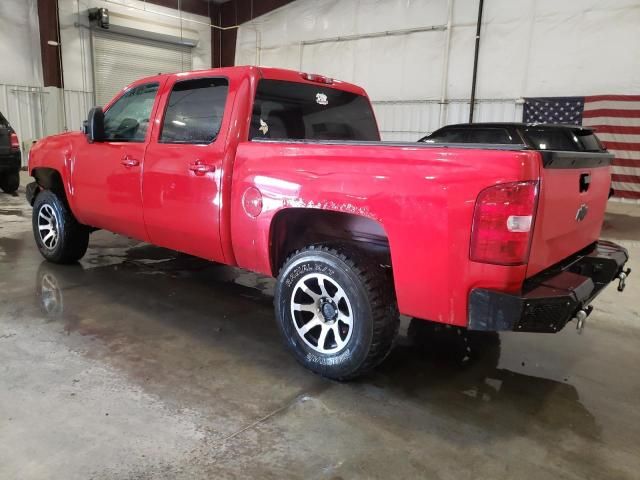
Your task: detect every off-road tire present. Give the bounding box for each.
[0,171,19,193]
[32,190,89,264]
[275,245,399,380]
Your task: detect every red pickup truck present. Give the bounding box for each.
[26,66,630,379]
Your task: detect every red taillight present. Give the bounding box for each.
[10,132,19,150]
[470,181,539,265]
[300,72,334,84]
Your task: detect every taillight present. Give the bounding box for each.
[10,132,19,151]
[470,181,539,265]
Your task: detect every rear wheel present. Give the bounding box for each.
[275,245,399,380]
[32,190,89,264]
[0,171,19,193]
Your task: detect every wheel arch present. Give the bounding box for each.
[269,208,392,276]
[30,167,67,205]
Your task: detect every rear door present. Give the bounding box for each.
[525,128,612,276]
[0,112,11,156]
[142,76,229,262]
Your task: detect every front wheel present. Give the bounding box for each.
[32,190,90,264]
[275,245,399,380]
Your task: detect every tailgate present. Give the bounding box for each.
[527,151,613,277]
[0,126,11,156]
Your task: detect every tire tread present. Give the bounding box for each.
[278,244,399,380]
[32,190,89,264]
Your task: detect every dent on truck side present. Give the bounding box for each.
[229,141,542,326]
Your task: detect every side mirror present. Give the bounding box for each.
[83,107,105,142]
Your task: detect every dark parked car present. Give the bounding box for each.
[418,122,606,153]
[0,110,21,193]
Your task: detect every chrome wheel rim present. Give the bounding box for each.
[37,204,59,250]
[290,273,354,354]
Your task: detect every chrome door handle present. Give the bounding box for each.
[189,160,215,176]
[121,156,139,168]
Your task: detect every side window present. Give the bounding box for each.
[103,83,159,142]
[160,78,229,144]
[466,128,514,144]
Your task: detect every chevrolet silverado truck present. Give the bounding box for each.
[26,66,630,380]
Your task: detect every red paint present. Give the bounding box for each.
[28,66,612,327]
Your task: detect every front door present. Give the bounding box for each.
[142,76,229,262]
[72,81,162,241]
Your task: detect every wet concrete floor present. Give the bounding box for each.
[1,175,640,479]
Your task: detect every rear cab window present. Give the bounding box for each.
[250,79,379,141]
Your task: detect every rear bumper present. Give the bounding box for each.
[468,240,630,332]
[0,152,21,172]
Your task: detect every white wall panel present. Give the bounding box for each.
[237,0,640,143]
[0,0,43,87]
[63,90,94,133]
[0,85,46,164]
[372,100,522,141]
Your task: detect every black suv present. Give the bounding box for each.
[0,110,21,193]
[418,122,606,152]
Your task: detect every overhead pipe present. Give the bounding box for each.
[438,0,454,128]
[468,0,484,123]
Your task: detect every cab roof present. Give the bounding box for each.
[130,66,368,97]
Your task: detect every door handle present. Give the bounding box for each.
[121,156,139,168]
[189,160,215,176]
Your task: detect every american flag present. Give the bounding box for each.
[524,95,640,201]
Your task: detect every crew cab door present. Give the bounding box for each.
[142,76,229,262]
[72,80,163,240]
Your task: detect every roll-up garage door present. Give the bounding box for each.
[92,29,192,106]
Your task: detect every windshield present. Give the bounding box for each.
[250,79,379,141]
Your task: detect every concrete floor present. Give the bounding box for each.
[1,173,640,479]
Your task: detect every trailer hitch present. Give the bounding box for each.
[574,305,594,334]
[617,268,631,292]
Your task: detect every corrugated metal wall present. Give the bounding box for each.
[0,84,92,165]
[0,84,45,163]
[63,90,94,132]
[373,99,524,142]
